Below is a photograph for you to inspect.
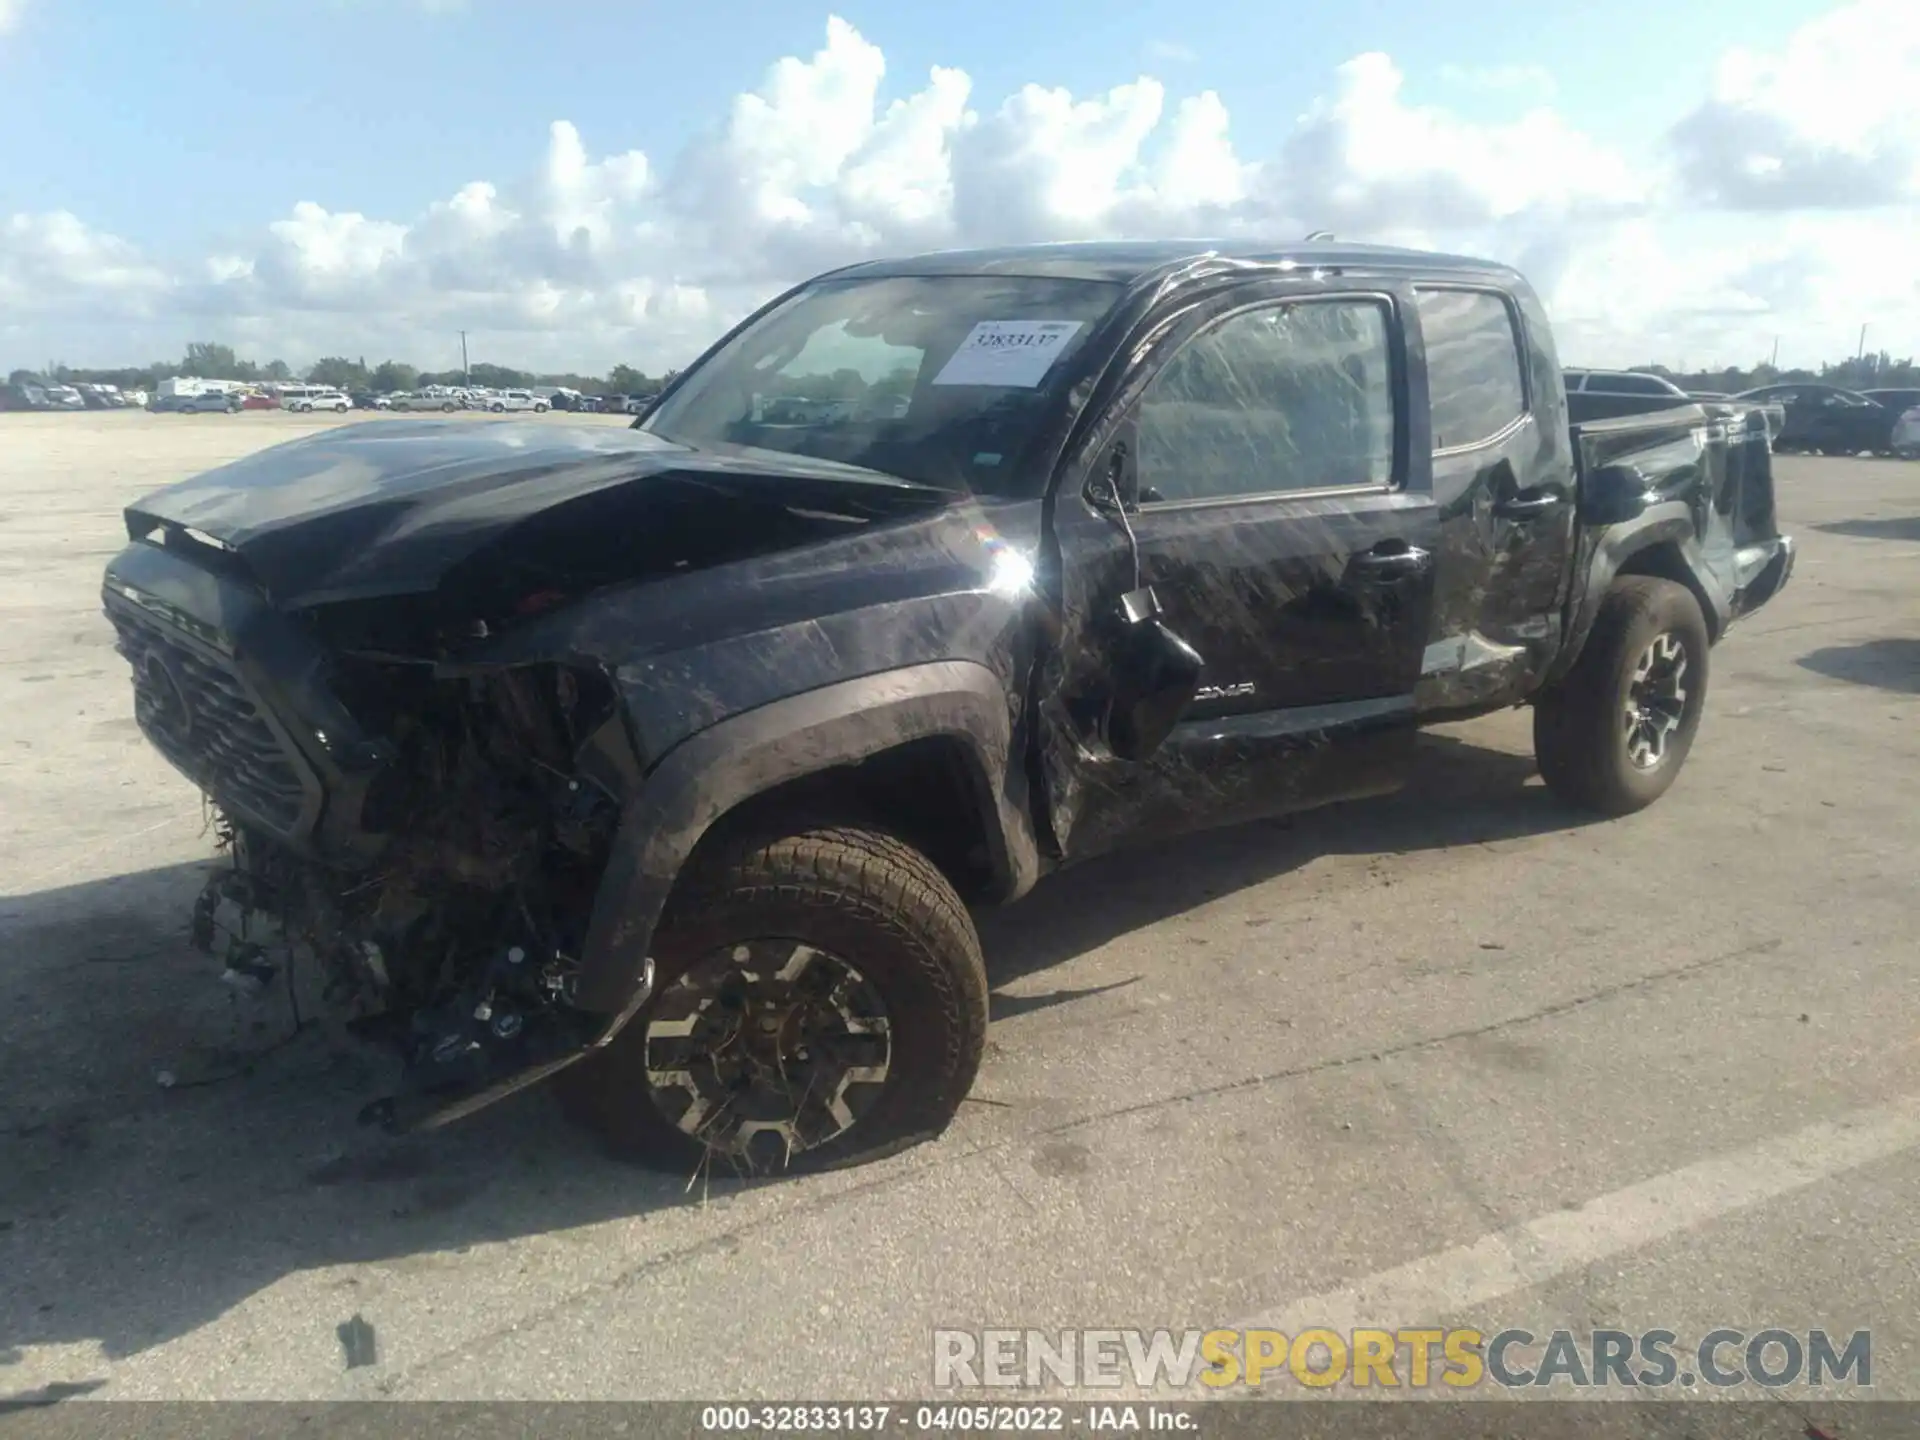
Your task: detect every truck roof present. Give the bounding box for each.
[828,239,1520,288]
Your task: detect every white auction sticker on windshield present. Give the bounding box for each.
[931,320,1084,387]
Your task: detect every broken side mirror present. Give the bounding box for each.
[1106,586,1204,763]
[1582,462,1652,525]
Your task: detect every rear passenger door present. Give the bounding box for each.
[1040,285,1440,860]
[1413,286,1575,709]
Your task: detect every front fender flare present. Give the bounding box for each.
[571,659,1037,1028]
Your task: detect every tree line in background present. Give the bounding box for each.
[1643,353,1917,393]
[11,340,1917,400]
[10,342,677,396]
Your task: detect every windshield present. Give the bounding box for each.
[642,274,1125,496]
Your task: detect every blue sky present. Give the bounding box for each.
[1,0,1834,250]
[1,0,1912,372]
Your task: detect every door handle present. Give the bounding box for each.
[1348,541,1431,579]
[1493,489,1567,519]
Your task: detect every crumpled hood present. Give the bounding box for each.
[124,420,955,610]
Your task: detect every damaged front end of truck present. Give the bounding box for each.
[105,542,655,1133]
[100,421,962,1132]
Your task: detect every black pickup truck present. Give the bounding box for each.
[102,241,1795,1172]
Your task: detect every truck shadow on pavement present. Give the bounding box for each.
[0,730,1586,1377]
[1813,515,1920,543]
[976,731,1566,1005]
[1797,637,1920,694]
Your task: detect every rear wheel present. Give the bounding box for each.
[441,401,457,412]
[1533,576,1710,815]
[556,823,989,1175]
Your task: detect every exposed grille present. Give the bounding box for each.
[110,609,308,832]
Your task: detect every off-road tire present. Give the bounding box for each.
[555,823,989,1175]
[1533,576,1710,815]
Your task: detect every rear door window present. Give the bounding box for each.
[1415,289,1528,450]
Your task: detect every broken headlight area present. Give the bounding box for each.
[187,662,634,1130]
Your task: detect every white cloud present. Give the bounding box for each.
[0,212,170,317]
[1668,0,1920,208]
[0,0,24,34]
[2,3,1915,373]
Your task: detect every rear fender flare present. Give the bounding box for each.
[572,659,1037,1027]
[1549,506,1729,687]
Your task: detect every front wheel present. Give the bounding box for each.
[534,403,548,413]
[1533,576,1710,816]
[556,824,989,1175]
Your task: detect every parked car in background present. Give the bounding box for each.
[239,391,281,410]
[1562,368,1695,422]
[350,391,393,410]
[1732,383,1900,455]
[0,382,56,411]
[547,388,585,411]
[1874,391,1920,458]
[1861,388,1920,419]
[175,390,243,414]
[40,383,87,411]
[275,385,351,413]
[1892,412,1920,459]
[390,389,466,412]
[483,389,549,413]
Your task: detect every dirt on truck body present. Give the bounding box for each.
[104,239,1795,1173]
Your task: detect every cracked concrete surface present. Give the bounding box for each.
[2,411,1917,1404]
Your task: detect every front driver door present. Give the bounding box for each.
[1038,284,1439,863]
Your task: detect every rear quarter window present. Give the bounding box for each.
[1415,288,1528,450]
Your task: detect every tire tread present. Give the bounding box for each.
[559,822,987,1174]
[1533,575,1708,816]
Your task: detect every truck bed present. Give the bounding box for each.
[1568,399,1792,636]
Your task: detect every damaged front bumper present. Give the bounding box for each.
[104,538,662,1133]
